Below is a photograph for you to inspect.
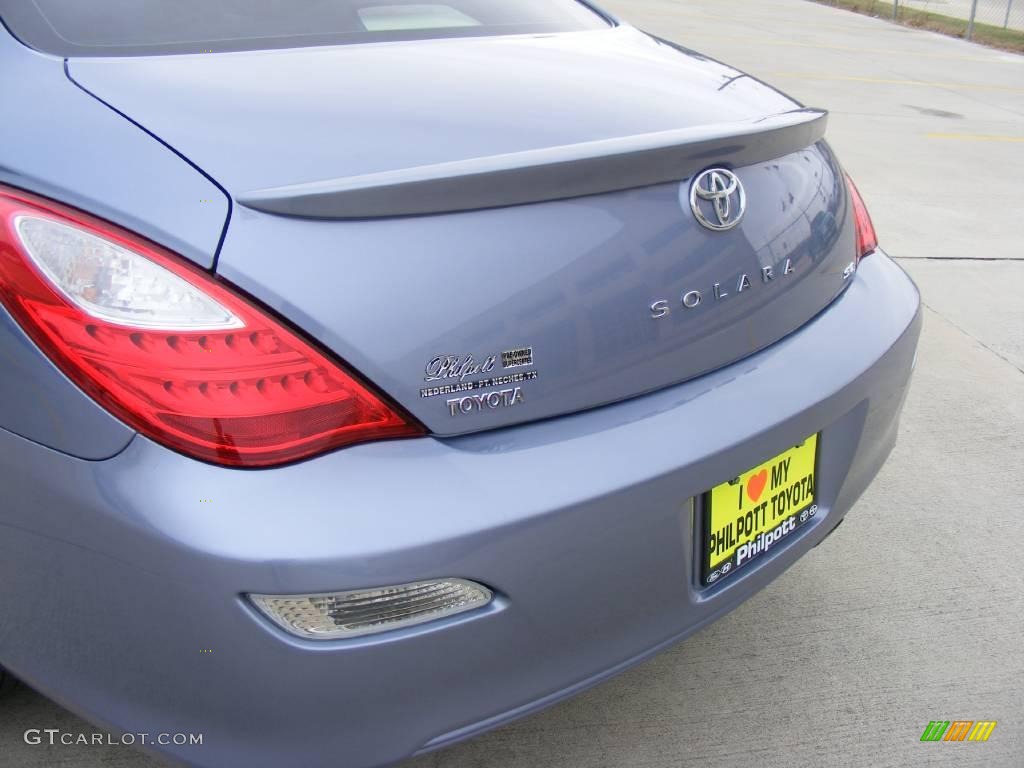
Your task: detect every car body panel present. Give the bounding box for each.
[65,27,800,195]
[0,29,238,456]
[235,107,829,219]
[64,26,858,435]
[0,252,920,768]
[0,29,228,270]
[0,10,922,768]
[0,302,134,459]
[216,139,854,435]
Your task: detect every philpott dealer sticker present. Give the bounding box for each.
[421,347,538,417]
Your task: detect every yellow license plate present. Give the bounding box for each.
[703,434,819,585]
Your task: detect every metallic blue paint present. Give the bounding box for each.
[65,27,800,195]
[0,10,921,768]
[63,26,859,434]
[0,254,919,767]
[234,108,829,218]
[0,302,133,459]
[0,30,228,269]
[217,140,854,435]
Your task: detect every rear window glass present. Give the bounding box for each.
[0,0,610,57]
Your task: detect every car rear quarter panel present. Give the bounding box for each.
[0,27,228,268]
[0,25,230,457]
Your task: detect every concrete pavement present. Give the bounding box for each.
[2,2,1022,767]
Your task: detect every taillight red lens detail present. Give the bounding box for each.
[845,174,878,261]
[0,186,423,467]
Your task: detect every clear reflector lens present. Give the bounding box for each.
[250,579,493,639]
[15,216,241,331]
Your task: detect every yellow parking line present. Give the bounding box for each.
[927,132,1024,142]
[765,72,1024,93]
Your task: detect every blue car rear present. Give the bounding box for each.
[0,2,920,766]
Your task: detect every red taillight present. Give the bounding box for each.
[0,186,423,467]
[845,173,878,261]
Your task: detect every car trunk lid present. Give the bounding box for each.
[67,27,857,436]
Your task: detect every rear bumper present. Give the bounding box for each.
[0,252,920,768]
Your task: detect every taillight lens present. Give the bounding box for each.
[0,186,423,467]
[845,173,878,261]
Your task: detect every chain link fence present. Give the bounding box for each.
[886,0,1022,34]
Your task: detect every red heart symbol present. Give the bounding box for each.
[746,469,768,503]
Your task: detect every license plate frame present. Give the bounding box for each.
[702,435,819,586]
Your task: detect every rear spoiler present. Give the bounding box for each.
[237,108,827,219]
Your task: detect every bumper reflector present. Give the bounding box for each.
[250,579,492,639]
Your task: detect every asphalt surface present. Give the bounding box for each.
[3,1,1023,767]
